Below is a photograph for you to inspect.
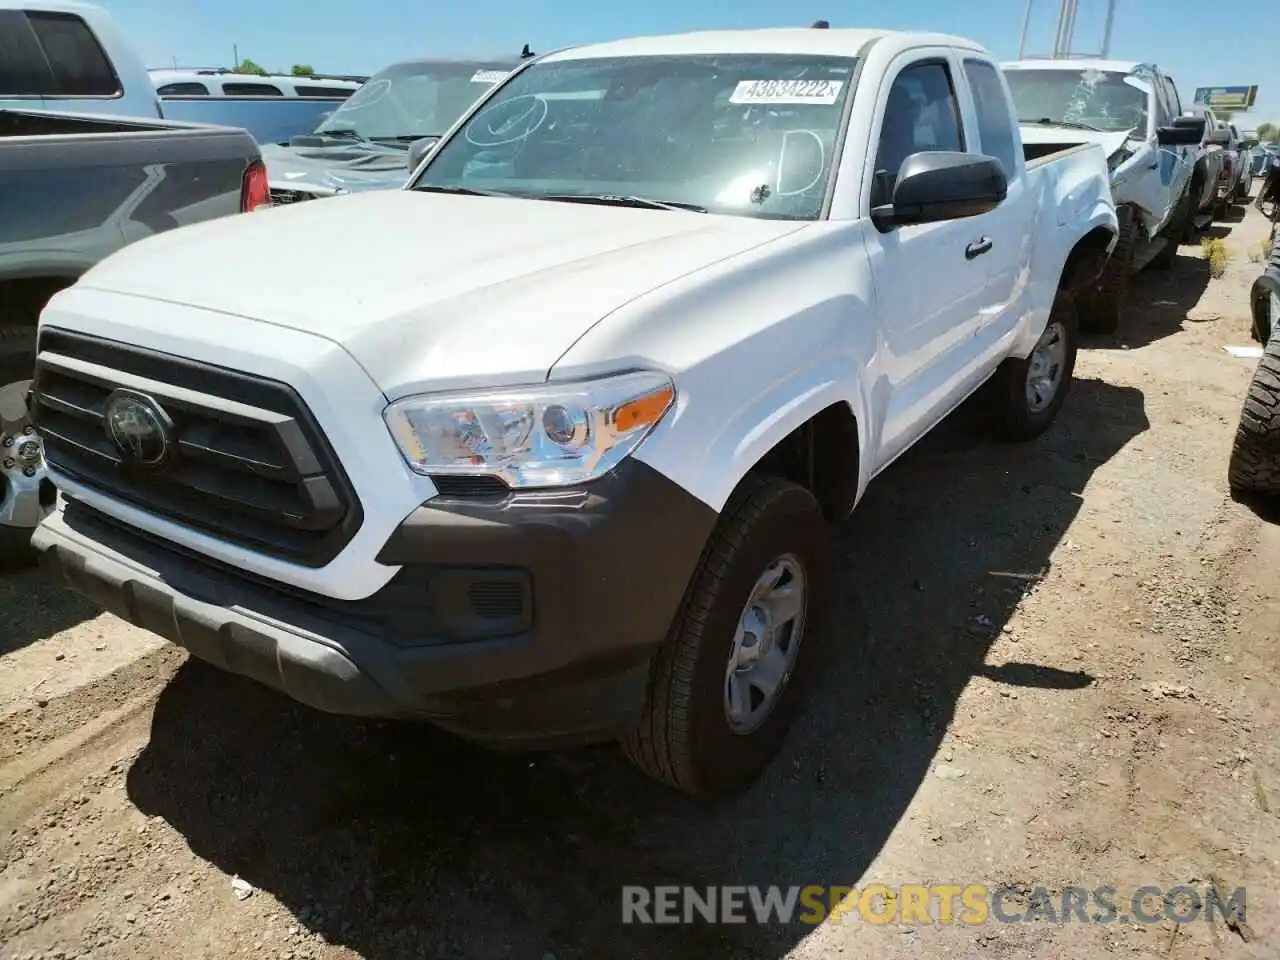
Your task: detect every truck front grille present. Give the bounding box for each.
[31,328,362,567]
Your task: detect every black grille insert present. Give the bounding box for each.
[32,328,362,567]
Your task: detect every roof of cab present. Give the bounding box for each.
[0,0,106,12]
[1002,58,1143,75]
[539,27,986,62]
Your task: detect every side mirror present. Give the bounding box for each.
[1173,115,1207,139]
[1157,124,1207,146]
[406,135,440,171]
[871,151,1007,230]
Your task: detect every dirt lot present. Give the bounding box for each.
[3,204,1280,960]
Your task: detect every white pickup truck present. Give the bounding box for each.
[29,27,1117,796]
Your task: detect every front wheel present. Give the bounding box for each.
[0,327,46,569]
[623,475,830,798]
[983,289,1079,443]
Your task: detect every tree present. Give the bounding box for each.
[235,58,267,76]
[1258,121,1279,142]
[291,64,315,76]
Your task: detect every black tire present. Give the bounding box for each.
[1152,189,1193,271]
[0,324,39,568]
[1184,174,1207,241]
[983,286,1079,442]
[622,474,830,798]
[1077,217,1134,333]
[1228,331,1280,497]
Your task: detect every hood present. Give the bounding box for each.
[260,141,415,197]
[79,190,808,396]
[1018,125,1136,159]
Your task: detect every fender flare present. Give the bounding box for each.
[635,353,869,515]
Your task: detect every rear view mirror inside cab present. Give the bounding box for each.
[871,151,1007,231]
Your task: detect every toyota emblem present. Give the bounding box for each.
[102,390,173,468]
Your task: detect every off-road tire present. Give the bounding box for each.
[1228,331,1280,497]
[983,286,1079,443]
[622,474,830,798]
[1076,217,1134,334]
[0,323,39,567]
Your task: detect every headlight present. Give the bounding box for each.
[1107,147,1134,176]
[383,370,676,488]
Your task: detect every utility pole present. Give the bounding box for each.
[232,43,239,70]
[1020,0,1117,58]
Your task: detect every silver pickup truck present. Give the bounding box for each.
[0,107,264,562]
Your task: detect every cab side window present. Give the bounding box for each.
[962,59,1018,179]
[872,60,965,207]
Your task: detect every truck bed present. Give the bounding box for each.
[0,106,261,307]
[1023,140,1094,167]
[0,105,262,309]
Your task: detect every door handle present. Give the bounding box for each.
[965,237,993,260]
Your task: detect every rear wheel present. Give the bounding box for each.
[623,474,830,798]
[984,285,1079,442]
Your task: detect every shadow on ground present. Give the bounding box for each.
[126,377,1148,960]
[1084,247,1212,351]
[0,562,99,657]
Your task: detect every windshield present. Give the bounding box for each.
[314,60,515,141]
[412,53,858,220]
[1004,68,1149,134]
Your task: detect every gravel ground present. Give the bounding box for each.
[2,202,1280,960]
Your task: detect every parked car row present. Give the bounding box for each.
[999,58,1251,335]
[15,24,1122,796]
[0,0,357,143]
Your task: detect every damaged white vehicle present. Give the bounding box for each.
[1002,59,1204,333]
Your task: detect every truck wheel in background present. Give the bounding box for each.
[982,286,1079,442]
[0,325,43,569]
[1151,190,1193,271]
[1228,327,1280,497]
[1076,217,1134,334]
[623,474,830,798]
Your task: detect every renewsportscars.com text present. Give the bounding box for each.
[621,884,1247,926]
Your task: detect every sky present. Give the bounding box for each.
[100,0,1280,128]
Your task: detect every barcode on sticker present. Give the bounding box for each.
[728,79,844,105]
[471,70,509,84]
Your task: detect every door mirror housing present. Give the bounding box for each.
[407,136,441,172]
[871,151,1007,231]
[1157,123,1207,146]
[1173,115,1208,140]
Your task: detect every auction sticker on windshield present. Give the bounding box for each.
[472,70,509,84]
[729,79,844,105]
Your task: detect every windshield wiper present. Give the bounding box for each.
[1018,117,1103,132]
[312,127,378,144]
[539,193,708,213]
[411,184,520,199]
[372,134,439,144]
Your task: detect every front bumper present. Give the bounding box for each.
[34,459,717,748]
